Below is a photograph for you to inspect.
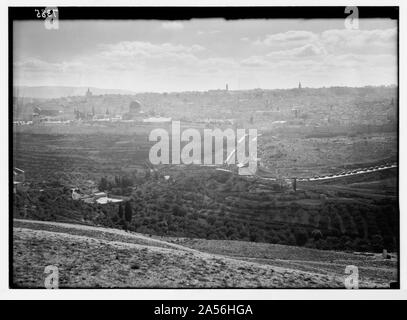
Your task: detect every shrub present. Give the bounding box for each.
[172,204,187,217]
[311,229,323,241]
[371,234,384,252]
[294,229,308,246]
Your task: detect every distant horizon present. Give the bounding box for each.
[14,19,397,92]
[13,83,398,97]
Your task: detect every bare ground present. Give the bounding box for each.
[13,219,395,288]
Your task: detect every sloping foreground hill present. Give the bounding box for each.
[13,219,395,288]
[163,238,397,287]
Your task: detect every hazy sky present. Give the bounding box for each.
[13,18,397,92]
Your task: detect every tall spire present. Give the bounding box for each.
[298,81,302,89]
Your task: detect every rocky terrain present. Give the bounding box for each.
[13,219,396,289]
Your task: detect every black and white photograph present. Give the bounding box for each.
[8,4,401,293]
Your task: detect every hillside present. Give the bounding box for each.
[12,85,398,287]
[13,158,398,253]
[13,219,396,288]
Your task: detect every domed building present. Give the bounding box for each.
[129,100,142,113]
[123,100,143,120]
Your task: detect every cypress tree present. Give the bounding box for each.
[124,201,132,223]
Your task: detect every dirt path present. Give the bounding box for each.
[14,219,200,253]
[12,219,389,288]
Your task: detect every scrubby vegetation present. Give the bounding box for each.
[13,165,398,253]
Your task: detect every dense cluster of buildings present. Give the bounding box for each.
[21,89,176,125]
